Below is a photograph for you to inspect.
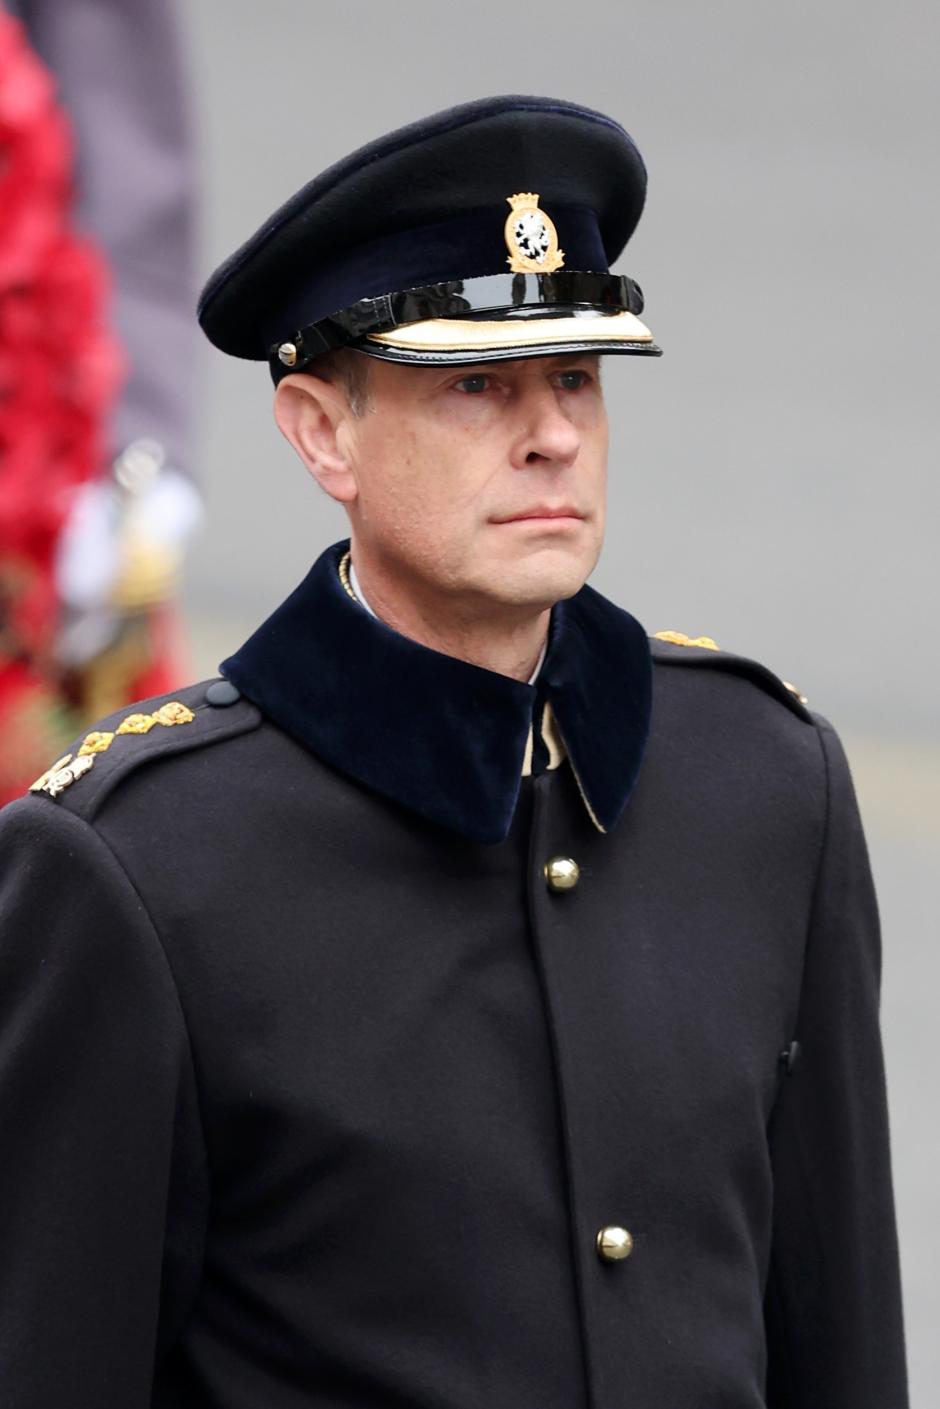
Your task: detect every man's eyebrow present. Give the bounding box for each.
[544,351,601,364]
[433,352,601,376]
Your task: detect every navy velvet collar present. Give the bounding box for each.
[221,539,652,845]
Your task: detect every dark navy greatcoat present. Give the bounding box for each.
[0,539,908,1407]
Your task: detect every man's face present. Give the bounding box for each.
[341,352,608,614]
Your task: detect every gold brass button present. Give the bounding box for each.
[544,856,580,892]
[596,1225,633,1261]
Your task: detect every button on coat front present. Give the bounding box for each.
[544,855,581,891]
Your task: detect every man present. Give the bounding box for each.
[0,96,908,1407]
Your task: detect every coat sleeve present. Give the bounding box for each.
[764,716,909,1407]
[0,796,207,1406]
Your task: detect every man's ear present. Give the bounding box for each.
[273,373,358,504]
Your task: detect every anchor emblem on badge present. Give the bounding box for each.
[504,193,565,274]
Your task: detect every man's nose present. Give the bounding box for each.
[510,383,581,468]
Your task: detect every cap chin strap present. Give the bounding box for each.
[270,271,645,373]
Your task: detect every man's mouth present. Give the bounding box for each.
[492,506,584,523]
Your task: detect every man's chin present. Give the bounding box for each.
[480,552,597,610]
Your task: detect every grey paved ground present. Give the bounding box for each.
[847,739,939,1400]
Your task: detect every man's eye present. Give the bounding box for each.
[455,374,489,394]
[556,369,589,391]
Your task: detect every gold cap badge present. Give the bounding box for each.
[504,193,565,274]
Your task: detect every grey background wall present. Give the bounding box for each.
[178,1,938,1398]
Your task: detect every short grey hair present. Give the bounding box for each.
[308,347,373,417]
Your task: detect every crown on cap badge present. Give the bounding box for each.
[504,193,565,274]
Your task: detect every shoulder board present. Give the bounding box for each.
[26,678,261,822]
[649,630,812,723]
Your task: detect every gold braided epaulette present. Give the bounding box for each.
[652,630,808,706]
[28,701,196,799]
[653,629,721,652]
